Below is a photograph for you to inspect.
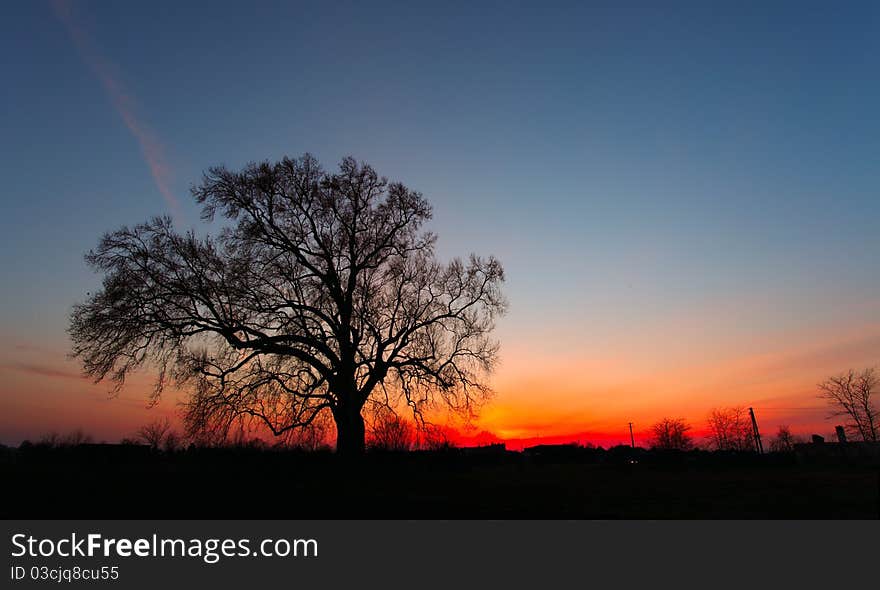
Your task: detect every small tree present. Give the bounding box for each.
[368,412,414,452]
[162,431,181,453]
[769,425,797,453]
[61,429,93,446]
[650,418,693,450]
[706,406,754,451]
[37,430,92,448]
[136,417,172,450]
[417,424,455,451]
[818,367,879,442]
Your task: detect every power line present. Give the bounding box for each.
[750,407,826,411]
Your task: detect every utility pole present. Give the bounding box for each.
[749,407,763,454]
[628,422,635,448]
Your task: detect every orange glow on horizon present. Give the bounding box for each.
[3,317,877,448]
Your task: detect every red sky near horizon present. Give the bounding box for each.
[2,314,878,449]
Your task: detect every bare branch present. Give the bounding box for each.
[69,154,506,454]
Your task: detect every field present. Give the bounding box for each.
[3,446,878,519]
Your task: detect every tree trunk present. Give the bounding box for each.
[333,403,366,455]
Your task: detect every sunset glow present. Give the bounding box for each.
[2,1,879,450]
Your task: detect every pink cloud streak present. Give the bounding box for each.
[4,362,84,380]
[52,0,181,218]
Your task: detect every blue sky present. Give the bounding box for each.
[1,1,879,443]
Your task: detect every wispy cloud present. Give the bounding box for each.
[14,343,46,353]
[4,362,85,380]
[52,0,181,219]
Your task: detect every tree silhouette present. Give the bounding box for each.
[649,417,693,450]
[274,412,334,452]
[136,417,173,450]
[769,425,797,453]
[368,412,414,452]
[818,367,879,442]
[69,154,506,455]
[38,430,92,448]
[706,406,754,451]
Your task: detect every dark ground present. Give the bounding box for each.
[2,446,878,519]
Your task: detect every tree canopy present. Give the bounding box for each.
[818,367,878,442]
[649,417,693,451]
[70,154,506,454]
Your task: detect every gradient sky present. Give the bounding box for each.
[2,0,879,447]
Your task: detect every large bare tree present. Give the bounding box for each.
[818,367,878,442]
[69,154,506,454]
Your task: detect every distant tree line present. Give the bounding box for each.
[19,364,879,453]
[646,364,879,451]
[18,411,452,454]
[645,413,803,453]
